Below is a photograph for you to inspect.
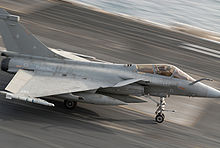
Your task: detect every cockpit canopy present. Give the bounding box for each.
[136,64,195,81]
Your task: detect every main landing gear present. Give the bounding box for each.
[64,100,77,109]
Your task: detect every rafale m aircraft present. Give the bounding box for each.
[0,9,219,123]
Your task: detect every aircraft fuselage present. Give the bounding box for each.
[2,55,220,99]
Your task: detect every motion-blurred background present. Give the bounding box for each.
[0,0,219,148]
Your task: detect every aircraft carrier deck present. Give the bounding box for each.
[0,1,219,147]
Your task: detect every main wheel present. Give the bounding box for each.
[64,100,77,109]
[155,114,165,123]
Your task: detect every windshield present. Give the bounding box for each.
[172,67,194,81]
[136,64,194,81]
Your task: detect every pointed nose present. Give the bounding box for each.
[194,82,220,98]
[207,87,220,98]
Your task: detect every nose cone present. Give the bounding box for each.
[192,82,220,98]
[207,86,220,98]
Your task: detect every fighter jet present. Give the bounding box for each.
[0,9,219,123]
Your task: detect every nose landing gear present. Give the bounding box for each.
[147,96,175,123]
[155,97,166,123]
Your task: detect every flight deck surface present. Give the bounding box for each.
[0,1,219,148]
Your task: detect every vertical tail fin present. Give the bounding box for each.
[0,8,58,58]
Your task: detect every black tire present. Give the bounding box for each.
[64,100,77,109]
[155,114,164,123]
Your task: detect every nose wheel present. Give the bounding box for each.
[155,113,165,123]
[64,100,77,109]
